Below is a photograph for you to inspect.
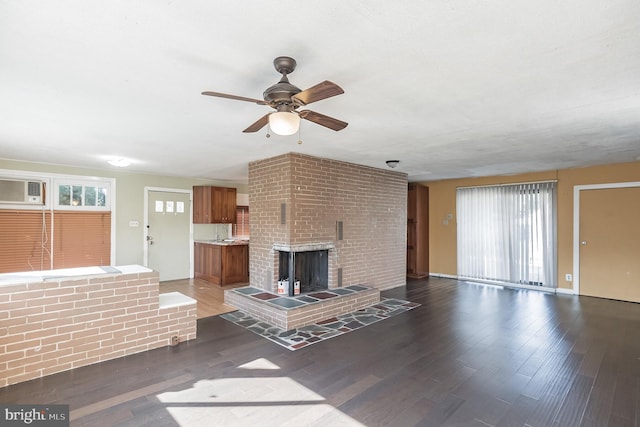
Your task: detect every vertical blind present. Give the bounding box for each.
[456,182,557,288]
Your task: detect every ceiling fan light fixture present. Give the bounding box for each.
[269,111,300,135]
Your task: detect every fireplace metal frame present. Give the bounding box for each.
[273,242,335,297]
[278,249,329,296]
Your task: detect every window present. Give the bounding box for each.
[55,180,109,210]
[0,175,113,273]
[456,182,557,288]
[233,206,249,238]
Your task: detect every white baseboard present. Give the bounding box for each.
[431,273,576,296]
[429,273,458,279]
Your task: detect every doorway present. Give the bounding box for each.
[574,183,640,302]
[144,188,192,281]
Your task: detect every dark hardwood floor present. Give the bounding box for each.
[2,277,639,426]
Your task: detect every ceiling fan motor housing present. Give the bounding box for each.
[263,56,302,107]
[263,81,301,107]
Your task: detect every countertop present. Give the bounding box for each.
[195,239,249,246]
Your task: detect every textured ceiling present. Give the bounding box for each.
[1,1,639,183]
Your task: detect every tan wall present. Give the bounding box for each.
[423,161,640,290]
[0,269,196,387]
[249,153,408,292]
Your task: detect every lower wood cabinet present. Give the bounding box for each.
[194,243,249,285]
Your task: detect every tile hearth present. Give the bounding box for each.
[221,298,420,350]
[224,285,380,330]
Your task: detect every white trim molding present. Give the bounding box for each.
[429,273,459,279]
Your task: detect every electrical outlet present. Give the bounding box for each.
[565,274,572,282]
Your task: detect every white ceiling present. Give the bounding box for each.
[2,1,640,183]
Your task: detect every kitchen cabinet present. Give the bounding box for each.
[221,243,249,285]
[407,183,429,278]
[193,186,237,224]
[194,242,249,285]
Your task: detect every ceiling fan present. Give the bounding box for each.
[202,56,348,136]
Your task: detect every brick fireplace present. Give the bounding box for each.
[225,153,408,329]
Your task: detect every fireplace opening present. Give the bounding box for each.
[278,250,329,296]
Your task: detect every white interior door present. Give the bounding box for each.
[147,190,192,281]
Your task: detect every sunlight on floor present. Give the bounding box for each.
[238,358,281,370]
[156,359,364,426]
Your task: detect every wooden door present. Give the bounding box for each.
[579,187,640,302]
[407,183,429,278]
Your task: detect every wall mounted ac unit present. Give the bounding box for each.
[0,178,44,204]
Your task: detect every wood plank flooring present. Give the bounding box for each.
[2,277,639,426]
[159,278,246,318]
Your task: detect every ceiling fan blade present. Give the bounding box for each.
[243,113,271,133]
[299,110,348,131]
[292,81,344,106]
[202,91,267,105]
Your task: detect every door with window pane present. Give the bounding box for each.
[147,190,191,281]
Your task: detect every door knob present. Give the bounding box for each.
[580,241,587,245]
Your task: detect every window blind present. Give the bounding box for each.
[233,206,249,238]
[0,210,52,273]
[52,211,111,268]
[456,182,557,288]
[0,210,111,273]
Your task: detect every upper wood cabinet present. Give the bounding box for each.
[193,186,237,224]
[193,186,211,224]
